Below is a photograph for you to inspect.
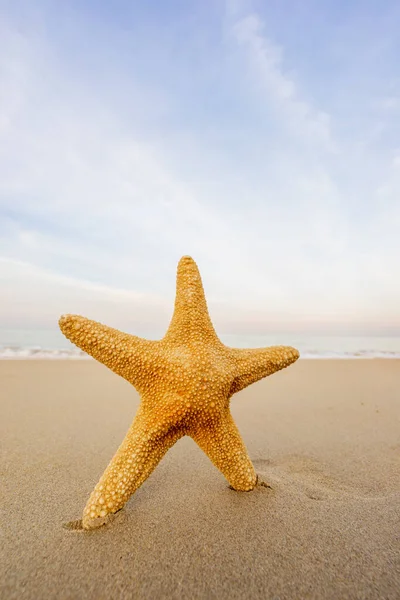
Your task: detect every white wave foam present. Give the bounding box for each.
[300,350,400,359]
[1,346,400,360]
[0,346,91,359]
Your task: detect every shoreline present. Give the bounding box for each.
[1,355,400,361]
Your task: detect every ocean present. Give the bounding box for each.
[0,328,399,359]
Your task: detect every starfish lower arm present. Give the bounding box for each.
[191,411,257,491]
[82,406,182,529]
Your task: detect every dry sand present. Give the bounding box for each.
[1,359,399,599]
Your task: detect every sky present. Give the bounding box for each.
[1,0,400,337]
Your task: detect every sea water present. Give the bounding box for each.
[0,328,399,359]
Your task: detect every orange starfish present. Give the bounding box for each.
[59,256,299,529]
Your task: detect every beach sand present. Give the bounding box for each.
[1,359,399,599]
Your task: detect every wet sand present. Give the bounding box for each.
[1,359,399,599]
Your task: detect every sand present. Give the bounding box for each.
[1,359,399,599]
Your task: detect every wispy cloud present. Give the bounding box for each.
[228,12,334,150]
[0,257,169,332]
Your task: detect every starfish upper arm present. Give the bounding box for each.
[58,314,158,390]
[164,256,218,343]
[228,345,300,395]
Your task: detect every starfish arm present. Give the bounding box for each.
[190,411,257,491]
[164,256,218,343]
[228,345,300,395]
[81,405,182,529]
[58,314,158,390]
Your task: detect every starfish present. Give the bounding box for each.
[59,256,299,529]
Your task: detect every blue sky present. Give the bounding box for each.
[1,0,399,335]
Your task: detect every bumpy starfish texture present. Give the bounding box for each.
[59,256,299,529]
